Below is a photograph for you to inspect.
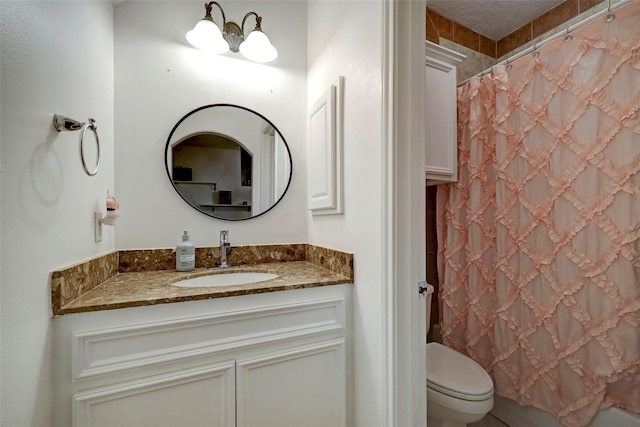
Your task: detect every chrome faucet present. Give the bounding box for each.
[219,230,230,268]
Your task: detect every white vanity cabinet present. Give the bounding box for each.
[53,285,350,427]
[425,41,465,185]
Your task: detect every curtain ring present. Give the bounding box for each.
[605,0,616,22]
[564,28,573,42]
[80,119,100,176]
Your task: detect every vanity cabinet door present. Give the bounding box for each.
[74,339,346,427]
[73,361,236,427]
[56,286,350,427]
[236,339,346,427]
[425,41,465,185]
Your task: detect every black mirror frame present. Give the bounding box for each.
[165,104,293,221]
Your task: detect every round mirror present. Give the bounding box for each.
[165,104,292,220]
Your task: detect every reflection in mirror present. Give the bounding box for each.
[165,105,292,220]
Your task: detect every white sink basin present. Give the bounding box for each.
[172,272,278,288]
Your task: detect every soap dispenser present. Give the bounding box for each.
[176,231,196,271]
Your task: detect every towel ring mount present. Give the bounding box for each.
[53,114,100,176]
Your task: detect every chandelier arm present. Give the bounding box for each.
[206,1,227,26]
[241,11,260,35]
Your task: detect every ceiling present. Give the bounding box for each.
[427,0,566,41]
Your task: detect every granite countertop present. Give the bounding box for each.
[52,245,354,315]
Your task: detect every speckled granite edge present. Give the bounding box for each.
[306,245,354,279]
[51,251,119,312]
[51,244,353,315]
[118,244,308,273]
[226,244,308,267]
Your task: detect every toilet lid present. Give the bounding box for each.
[426,342,494,401]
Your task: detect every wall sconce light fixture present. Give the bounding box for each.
[186,1,278,63]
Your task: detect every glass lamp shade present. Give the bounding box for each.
[186,19,229,54]
[239,30,278,63]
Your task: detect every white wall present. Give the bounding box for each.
[0,2,115,425]
[307,2,386,425]
[307,3,428,425]
[114,1,307,248]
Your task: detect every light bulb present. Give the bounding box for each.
[239,30,278,63]
[186,19,229,54]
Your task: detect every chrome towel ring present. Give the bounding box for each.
[53,114,101,176]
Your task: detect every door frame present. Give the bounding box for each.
[381,0,427,425]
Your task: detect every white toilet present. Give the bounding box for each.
[424,284,494,427]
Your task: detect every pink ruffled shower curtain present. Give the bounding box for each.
[436,2,640,426]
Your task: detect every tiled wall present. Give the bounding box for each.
[426,7,498,82]
[425,9,496,56]
[496,0,612,58]
[426,0,612,82]
[440,40,497,83]
[495,0,625,62]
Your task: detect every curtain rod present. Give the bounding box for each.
[456,0,634,87]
